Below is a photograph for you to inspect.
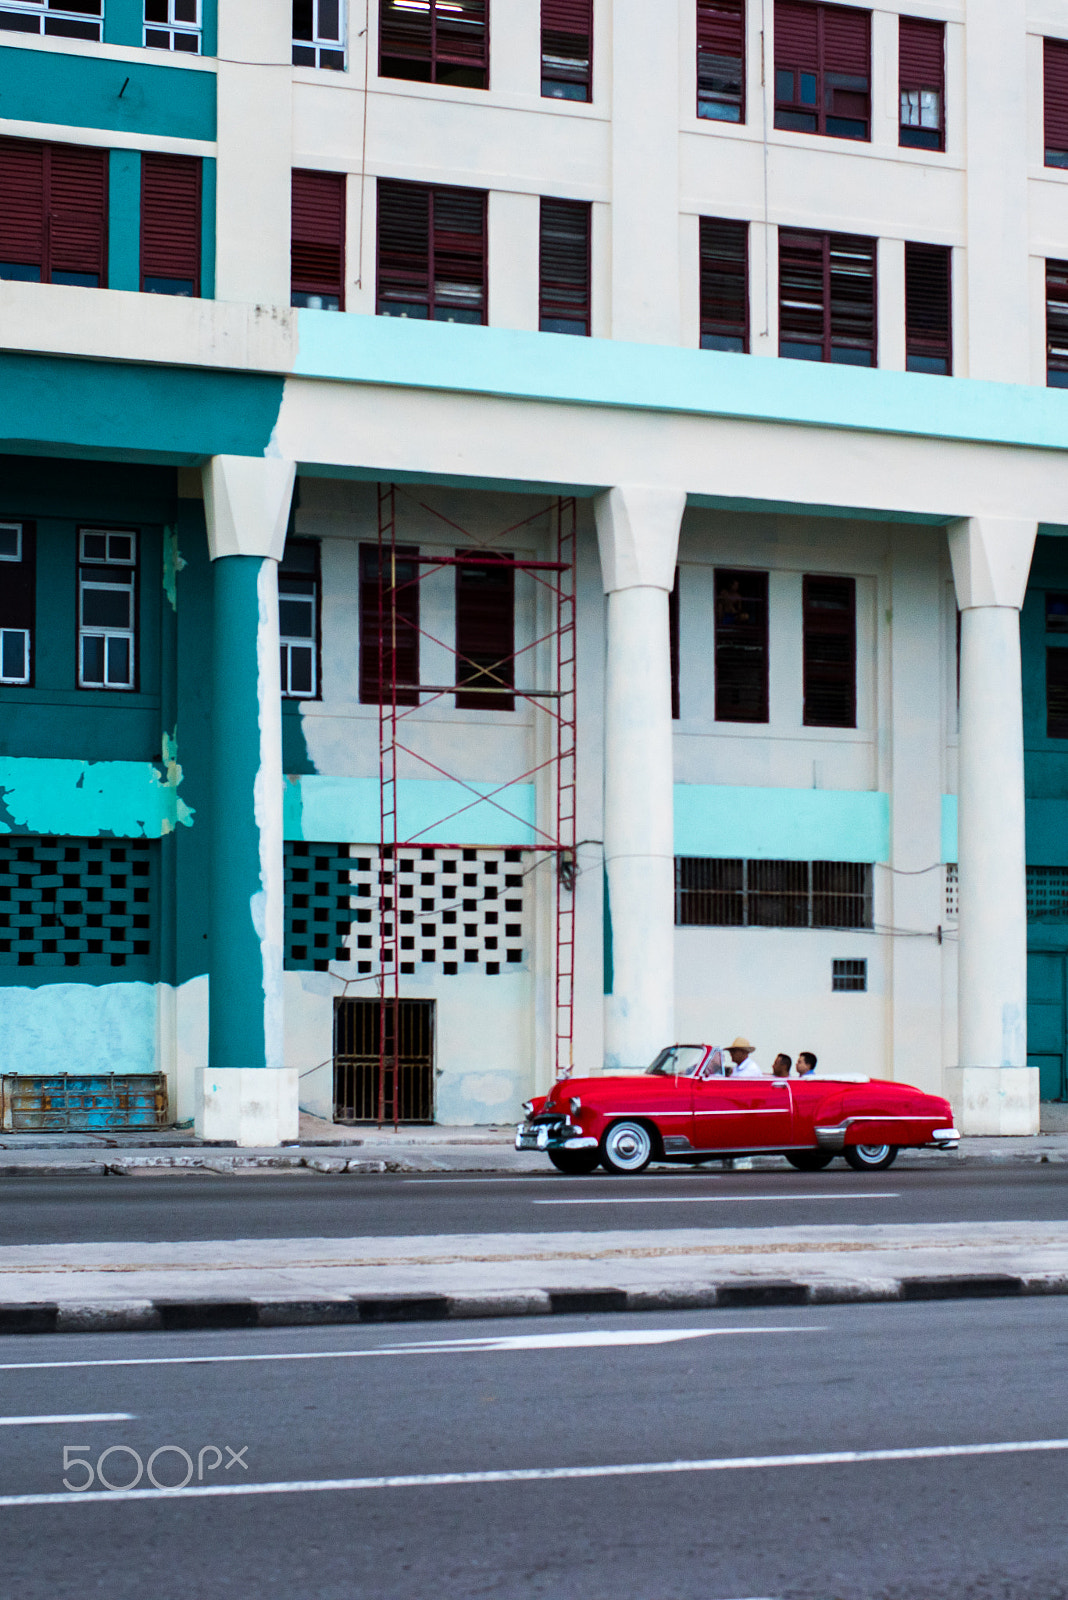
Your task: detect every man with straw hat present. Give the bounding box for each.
[724,1036,763,1077]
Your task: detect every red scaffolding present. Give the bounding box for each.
[373,486,578,1124]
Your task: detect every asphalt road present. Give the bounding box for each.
[0,1164,1065,1245]
[0,1297,1065,1599]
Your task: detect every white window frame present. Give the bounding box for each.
[0,0,104,39]
[143,0,201,54]
[78,529,137,693]
[0,522,30,685]
[0,522,22,563]
[293,0,347,71]
[279,548,319,699]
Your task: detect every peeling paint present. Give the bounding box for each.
[0,755,194,838]
[159,730,195,834]
[162,525,186,612]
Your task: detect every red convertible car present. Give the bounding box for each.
[515,1043,959,1174]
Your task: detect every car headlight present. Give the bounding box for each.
[569,1097,582,1115]
[521,1100,534,1117]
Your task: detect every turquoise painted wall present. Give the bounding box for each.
[283,775,540,848]
[108,149,141,293]
[0,758,191,837]
[0,45,216,141]
[200,157,216,300]
[673,784,891,863]
[173,497,213,987]
[1023,536,1068,871]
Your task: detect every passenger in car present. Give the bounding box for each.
[796,1051,818,1076]
[771,1053,792,1077]
[725,1037,763,1077]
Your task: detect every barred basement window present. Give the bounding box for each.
[0,836,156,971]
[779,230,875,366]
[697,0,745,123]
[542,0,592,102]
[294,0,345,70]
[700,217,748,352]
[832,958,866,991]
[292,169,346,310]
[144,0,201,52]
[377,180,487,324]
[944,862,958,921]
[1045,38,1068,168]
[1047,647,1068,738]
[899,16,944,151]
[1028,867,1068,921]
[0,520,34,686]
[1046,260,1068,388]
[379,0,487,89]
[803,574,856,728]
[0,1,102,41]
[775,1,870,141]
[285,844,526,976]
[675,859,872,928]
[905,242,951,375]
[714,567,767,722]
[539,197,590,336]
[78,529,137,692]
[279,540,320,699]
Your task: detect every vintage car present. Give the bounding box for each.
[515,1043,959,1175]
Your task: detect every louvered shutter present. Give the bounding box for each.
[539,197,590,334]
[141,153,201,293]
[803,575,856,728]
[0,139,45,275]
[359,543,420,706]
[697,0,745,53]
[292,169,346,307]
[778,229,826,351]
[905,242,951,373]
[899,16,943,90]
[1046,39,1068,162]
[821,5,869,75]
[774,0,818,73]
[431,187,486,322]
[828,233,875,361]
[697,0,745,120]
[380,0,433,76]
[48,145,108,284]
[377,181,431,314]
[1046,259,1068,383]
[542,0,592,99]
[434,0,488,73]
[700,216,748,350]
[455,554,515,711]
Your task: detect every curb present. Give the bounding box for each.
[3,1272,1067,1336]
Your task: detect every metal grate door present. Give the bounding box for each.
[333,998,435,1124]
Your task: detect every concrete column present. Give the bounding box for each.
[199,455,297,1146]
[947,515,1038,1134]
[595,485,686,1070]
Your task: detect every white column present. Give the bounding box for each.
[595,485,686,1070]
[215,1,292,306]
[947,515,1038,1134]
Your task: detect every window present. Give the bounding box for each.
[455,554,515,711]
[905,242,951,375]
[0,138,107,288]
[779,229,876,365]
[714,567,768,723]
[379,0,488,89]
[1047,260,1068,387]
[1028,867,1068,921]
[1046,39,1068,168]
[675,858,872,928]
[700,217,748,351]
[803,575,856,728]
[144,0,200,52]
[669,570,680,720]
[0,1,102,41]
[539,198,590,335]
[0,521,34,686]
[774,1,870,141]
[832,957,866,991]
[359,543,420,705]
[279,541,320,699]
[377,181,487,324]
[1049,649,1068,737]
[292,170,345,311]
[542,0,591,101]
[899,16,943,150]
[697,0,745,122]
[141,153,201,297]
[293,0,345,70]
[78,529,137,692]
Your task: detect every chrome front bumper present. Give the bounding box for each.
[515,1118,598,1153]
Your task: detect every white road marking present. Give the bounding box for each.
[534,1193,899,1205]
[0,1326,821,1373]
[1,1439,1065,1508]
[0,1414,133,1427]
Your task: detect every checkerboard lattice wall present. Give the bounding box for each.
[285,844,527,976]
[0,836,156,972]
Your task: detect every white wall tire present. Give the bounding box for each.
[843,1143,898,1172]
[600,1120,654,1174]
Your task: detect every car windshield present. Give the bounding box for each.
[645,1045,708,1077]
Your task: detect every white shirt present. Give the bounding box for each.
[728,1054,763,1078]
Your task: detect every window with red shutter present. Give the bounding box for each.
[899,16,944,150]
[539,198,590,335]
[0,137,106,287]
[379,0,488,89]
[292,170,345,310]
[905,242,951,375]
[697,0,745,123]
[0,1,102,41]
[455,554,515,711]
[542,0,591,101]
[377,180,486,323]
[293,0,345,70]
[700,217,748,351]
[141,153,201,297]
[359,543,420,706]
[775,1,869,140]
[803,575,856,728]
[715,568,768,724]
[1046,259,1068,387]
[1046,39,1068,167]
[779,229,875,365]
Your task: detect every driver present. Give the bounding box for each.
[725,1037,763,1077]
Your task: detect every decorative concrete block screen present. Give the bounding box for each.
[0,835,156,974]
[285,843,527,976]
[1027,865,1068,921]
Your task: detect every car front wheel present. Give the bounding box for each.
[843,1143,898,1172]
[548,1147,601,1175]
[785,1150,835,1172]
[600,1120,654,1175]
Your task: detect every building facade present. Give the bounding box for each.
[2,0,1068,1142]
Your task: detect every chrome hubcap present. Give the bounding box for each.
[606,1123,651,1170]
[857,1144,890,1161]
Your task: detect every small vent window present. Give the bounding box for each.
[1047,647,1068,738]
[0,836,156,972]
[1028,867,1068,921]
[944,862,958,921]
[675,858,872,929]
[832,958,867,991]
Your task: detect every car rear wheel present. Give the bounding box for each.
[548,1147,600,1175]
[785,1150,835,1172]
[843,1143,898,1172]
[600,1121,654,1175]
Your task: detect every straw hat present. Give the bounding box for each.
[727,1036,755,1053]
